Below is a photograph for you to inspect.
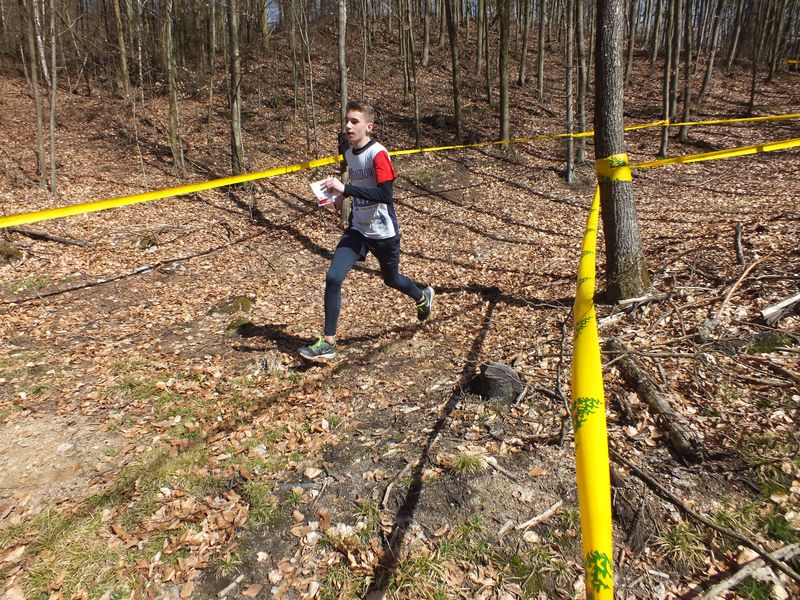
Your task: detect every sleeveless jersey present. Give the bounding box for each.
[346,141,398,239]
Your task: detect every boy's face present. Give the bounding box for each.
[344,110,374,148]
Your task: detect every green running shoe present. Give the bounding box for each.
[299,337,337,360]
[416,286,435,321]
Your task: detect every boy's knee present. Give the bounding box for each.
[326,269,344,288]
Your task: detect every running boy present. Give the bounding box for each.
[299,100,434,360]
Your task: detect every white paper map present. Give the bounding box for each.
[310,179,337,207]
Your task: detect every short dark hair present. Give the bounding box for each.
[345,100,375,123]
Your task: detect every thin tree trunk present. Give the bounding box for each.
[576,0,587,163]
[537,0,546,98]
[678,0,693,142]
[697,0,725,103]
[725,0,745,71]
[565,0,574,182]
[422,0,430,66]
[668,0,683,124]
[338,0,347,125]
[499,0,511,141]
[32,0,50,87]
[596,0,650,302]
[476,0,484,74]
[658,0,674,157]
[228,0,244,174]
[517,0,531,85]
[112,0,131,100]
[163,0,185,175]
[48,0,56,195]
[21,0,47,188]
[624,0,638,85]
[207,0,215,153]
[747,2,759,115]
[649,0,664,70]
[767,0,791,80]
[406,0,421,147]
[444,0,462,141]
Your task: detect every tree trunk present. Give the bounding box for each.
[112,0,131,100]
[747,1,759,115]
[422,0,430,66]
[537,0,546,98]
[444,0,462,141]
[624,0,638,85]
[668,0,683,123]
[658,0,674,157]
[565,0,574,182]
[476,0,484,74]
[678,0,693,142]
[596,0,650,302]
[576,0,587,163]
[162,0,185,175]
[48,0,56,195]
[20,0,47,188]
[227,0,244,174]
[260,0,270,49]
[649,0,664,70]
[499,0,511,141]
[697,0,725,103]
[517,0,531,85]
[406,0,421,147]
[725,0,745,71]
[207,0,215,153]
[767,0,791,80]
[338,0,347,126]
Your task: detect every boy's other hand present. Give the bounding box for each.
[323,177,345,195]
[333,194,344,214]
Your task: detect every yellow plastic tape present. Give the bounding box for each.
[787,59,800,64]
[665,112,800,128]
[595,153,632,183]
[2,114,799,230]
[0,155,341,229]
[635,136,800,169]
[572,187,613,598]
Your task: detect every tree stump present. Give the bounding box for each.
[479,362,524,404]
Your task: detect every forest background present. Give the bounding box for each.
[1,0,799,598]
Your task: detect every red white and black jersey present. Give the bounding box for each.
[344,140,398,239]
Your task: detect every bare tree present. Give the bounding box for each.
[228,0,244,174]
[576,0,588,163]
[596,0,650,301]
[444,0,462,141]
[20,0,47,188]
[565,0,575,182]
[48,0,56,195]
[338,0,347,126]
[499,0,511,141]
[537,0,546,99]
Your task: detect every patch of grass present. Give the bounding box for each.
[326,414,344,430]
[449,453,486,475]
[319,562,366,600]
[761,513,797,542]
[241,481,279,525]
[746,332,792,354]
[110,377,159,400]
[285,489,303,507]
[655,521,707,570]
[7,275,52,294]
[212,547,244,578]
[436,516,488,562]
[387,555,447,598]
[738,577,774,600]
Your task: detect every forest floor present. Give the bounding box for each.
[1,28,800,600]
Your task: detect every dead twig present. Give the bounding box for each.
[610,449,800,585]
[715,257,764,324]
[734,222,745,266]
[515,499,563,531]
[485,456,518,481]
[700,543,800,600]
[10,226,93,248]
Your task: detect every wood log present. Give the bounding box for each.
[760,292,800,325]
[606,337,705,463]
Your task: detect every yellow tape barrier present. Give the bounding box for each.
[3,113,798,230]
[574,136,799,598]
[572,185,614,598]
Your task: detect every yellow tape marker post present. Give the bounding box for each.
[572,185,613,599]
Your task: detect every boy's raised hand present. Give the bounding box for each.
[323,177,345,195]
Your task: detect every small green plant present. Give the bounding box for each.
[285,490,303,507]
[326,414,344,430]
[761,513,796,542]
[242,482,278,525]
[738,577,773,600]
[746,332,792,354]
[655,522,707,570]
[7,275,52,293]
[213,548,244,578]
[450,453,485,475]
[319,563,366,600]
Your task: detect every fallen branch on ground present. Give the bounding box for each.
[515,499,563,531]
[10,226,93,247]
[606,337,705,463]
[700,543,800,600]
[610,449,800,585]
